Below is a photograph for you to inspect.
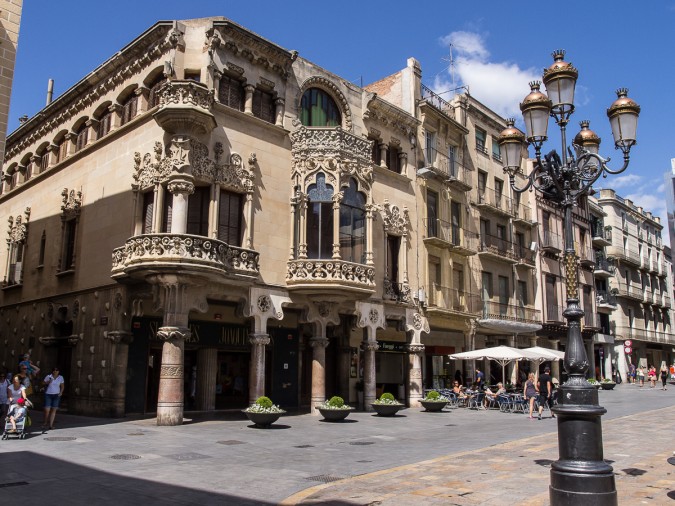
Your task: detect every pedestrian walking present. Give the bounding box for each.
[42,367,64,430]
[537,367,554,420]
[628,362,636,384]
[648,365,657,388]
[524,372,538,419]
[660,364,669,390]
[637,366,645,387]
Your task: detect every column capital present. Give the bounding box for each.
[157,326,191,341]
[244,83,256,92]
[407,343,425,355]
[309,336,330,349]
[249,333,270,346]
[167,174,195,195]
[361,340,379,352]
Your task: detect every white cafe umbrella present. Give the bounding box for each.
[449,345,542,385]
[521,346,565,381]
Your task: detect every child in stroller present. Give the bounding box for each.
[3,398,30,439]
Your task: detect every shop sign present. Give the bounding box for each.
[377,340,406,353]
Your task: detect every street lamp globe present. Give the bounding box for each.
[542,49,578,120]
[519,81,551,146]
[607,88,641,150]
[497,118,526,175]
[573,120,601,172]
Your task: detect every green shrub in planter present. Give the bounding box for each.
[327,396,345,408]
[373,392,402,405]
[255,396,273,408]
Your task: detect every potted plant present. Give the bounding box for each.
[371,392,404,416]
[600,378,616,390]
[587,378,601,389]
[317,396,354,422]
[420,390,449,412]
[243,396,285,428]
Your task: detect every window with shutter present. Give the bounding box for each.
[142,192,154,234]
[98,112,112,138]
[162,193,173,233]
[120,94,138,125]
[252,88,275,123]
[75,125,88,152]
[186,187,210,237]
[149,78,167,108]
[218,75,244,111]
[218,189,243,246]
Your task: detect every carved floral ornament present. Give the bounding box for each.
[61,188,83,218]
[290,127,374,194]
[257,295,272,313]
[157,80,214,110]
[6,208,30,244]
[380,199,409,236]
[132,139,254,194]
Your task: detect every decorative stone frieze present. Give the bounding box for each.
[111,234,260,278]
[132,140,254,194]
[286,259,375,287]
[6,208,30,244]
[405,308,430,345]
[158,80,214,110]
[244,287,292,334]
[156,326,191,341]
[61,188,83,218]
[380,199,409,236]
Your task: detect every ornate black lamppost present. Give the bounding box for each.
[498,50,640,506]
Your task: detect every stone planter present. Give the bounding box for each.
[371,403,404,417]
[317,407,353,422]
[243,410,285,428]
[600,382,616,390]
[420,400,448,412]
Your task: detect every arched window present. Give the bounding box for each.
[148,76,167,109]
[75,122,88,152]
[339,179,366,263]
[120,92,138,126]
[300,88,341,127]
[307,173,334,259]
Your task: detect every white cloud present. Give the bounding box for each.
[609,174,643,189]
[434,31,539,120]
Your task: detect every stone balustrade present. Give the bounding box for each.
[286,259,375,294]
[111,233,259,279]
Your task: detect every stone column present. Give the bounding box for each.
[362,340,379,411]
[379,142,388,168]
[156,326,190,425]
[243,190,254,249]
[167,174,195,235]
[248,333,270,404]
[310,337,330,414]
[47,144,58,168]
[398,152,408,176]
[104,331,133,418]
[109,103,123,131]
[85,119,99,145]
[614,343,628,383]
[212,70,222,101]
[274,98,285,127]
[135,87,150,115]
[529,336,538,378]
[196,348,218,411]
[407,344,425,407]
[243,84,255,115]
[464,320,477,386]
[64,132,76,157]
[603,344,613,381]
[332,192,342,259]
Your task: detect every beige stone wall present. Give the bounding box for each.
[0,0,21,162]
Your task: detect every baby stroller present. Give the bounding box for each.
[2,399,32,440]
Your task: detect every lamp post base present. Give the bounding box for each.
[550,384,617,506]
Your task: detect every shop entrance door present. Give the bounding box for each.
[270,328,298,408]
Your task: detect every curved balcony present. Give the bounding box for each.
[286,259,375,300]
[111,234,260,282]
[153,80,217,136]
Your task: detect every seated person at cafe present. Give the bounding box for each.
[484,382,506,406]
[452,381,468,399]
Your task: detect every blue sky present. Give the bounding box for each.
[8,1,675,234]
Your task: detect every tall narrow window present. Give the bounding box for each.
[98,111,112,138]
[306,173,334,259]
[475,128,487,153]
[492,136,501,160]
[120,94,138,126]
[162,193,173,233]
[61,219,77,271]
[56,138,68,163]
[386,235,400,287]
[426,190,438,238]
[142,192,154,234]
[75,123,88,152]
[339,179,366,263]
[7,242,23,285]
[38,231,46,267]
[425,131,436,166]
[252,88,275,123]
[218,189,243,246]
[149,77,168,108]
[546,275,558,320]
[300,88,341,127]
[218,75,244,111]
[451,201,461,246]
[448,145,456,177]
[498,276,509,316]
[387,144,400,173]
[186,186,210,237]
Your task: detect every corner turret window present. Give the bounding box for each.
[300,88,341,127]
[339,179,366,263]
[307,172,334,259]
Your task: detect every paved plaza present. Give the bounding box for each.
[0,383,673,505]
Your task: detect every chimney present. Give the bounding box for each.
[46,79,54,106]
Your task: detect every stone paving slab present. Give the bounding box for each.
[281,406,675,505]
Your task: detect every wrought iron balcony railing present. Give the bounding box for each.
[481,300,540,323]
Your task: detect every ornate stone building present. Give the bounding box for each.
[0,0,22,162]
[0,18,429,424]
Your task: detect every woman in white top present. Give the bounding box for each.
[7,375,27,405]
[43,367,65,430]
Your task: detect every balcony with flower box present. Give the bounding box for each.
[423,219,478,256]
[591,223,612,247]
[593,258,614,278]
[111,233,260,283]
[595,290,618,313]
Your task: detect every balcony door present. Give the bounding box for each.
[481,271,492,318]
[546,275,558,320]
[451,201,461,246]
[427,190,439,238]
[498,276,509,317]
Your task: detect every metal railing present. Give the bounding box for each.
[594,258,614,274]
[428,284,481,313]
[576,243,595,264]
[474,186,513,215]
[541,231,562,251]
[422,146,471,186]
[614,285,643,300]
[421,83,454,117]
[481,300,540,322]
[591,223,612,243]
[546,304,565,322]
[596,290,617,306]
[383,279,412,303]
[514,244,536,265]
[512,204,533,222]
[615,326,675,345]
[423,219,479,251]
[478,233,518,260]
